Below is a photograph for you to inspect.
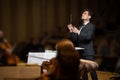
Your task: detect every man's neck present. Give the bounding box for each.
[83,20,90,25]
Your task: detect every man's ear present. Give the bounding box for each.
[88,15,91,19]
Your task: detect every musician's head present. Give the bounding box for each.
[47,39,80,79]
[55,39,75,51]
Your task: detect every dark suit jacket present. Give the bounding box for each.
[69,22,95,56]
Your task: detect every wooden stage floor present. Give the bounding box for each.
[88,70,119,80]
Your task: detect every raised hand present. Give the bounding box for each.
[67,24,74,32]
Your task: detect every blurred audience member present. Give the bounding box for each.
[55,39,75,51]
[97,37,111,57]
[26,37,45,52]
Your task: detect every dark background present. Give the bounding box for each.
[0,0,120,72]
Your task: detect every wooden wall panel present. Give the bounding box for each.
[32,0,41,37]
[46,0,55,35]
[16,0,27,42]
[0,0,11,41]
[0,0,119,44]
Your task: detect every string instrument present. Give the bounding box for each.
[0,39,12,55]
[0,39,20,65]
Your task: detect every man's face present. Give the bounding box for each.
[81,11,91,20]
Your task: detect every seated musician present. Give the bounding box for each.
[0,30,20,66]
[38,42,80,80]
[37,39,98,80]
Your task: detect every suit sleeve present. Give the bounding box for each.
[69,32,78,43]
[77,24,95,42]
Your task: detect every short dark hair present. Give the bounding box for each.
[82,8,94,18]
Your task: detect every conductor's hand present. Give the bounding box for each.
[72,27,80,34]
[67,24,74,32]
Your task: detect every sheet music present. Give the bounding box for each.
[75,47,84,50]
[27,51,57,66]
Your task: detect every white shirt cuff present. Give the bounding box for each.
[78,31,80,35]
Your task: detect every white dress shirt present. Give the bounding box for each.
[78,21,89,35]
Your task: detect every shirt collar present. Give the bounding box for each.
[83,21,89,26]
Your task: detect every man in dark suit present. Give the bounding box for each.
[67,9,98,80]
